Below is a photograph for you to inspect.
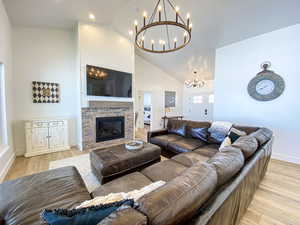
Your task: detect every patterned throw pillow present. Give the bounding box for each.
[228,128,247,143]
[208,121,233,144]
[188,127,209,142]
[41,199,134,225]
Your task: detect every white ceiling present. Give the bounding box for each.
[4,0,300,81]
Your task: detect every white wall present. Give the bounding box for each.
[135,55,183,130]
[78,23,135,107]
[12,27,77,155]
[0,0,15,181]
[214,24,300,164]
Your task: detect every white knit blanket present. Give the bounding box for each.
[77,180,166,208]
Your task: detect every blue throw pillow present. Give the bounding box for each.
[41,199,134,225]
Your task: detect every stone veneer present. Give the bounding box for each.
[82,101,134,151]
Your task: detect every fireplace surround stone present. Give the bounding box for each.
[82,101,134,151]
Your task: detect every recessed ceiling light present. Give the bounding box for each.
[89,13,95,20]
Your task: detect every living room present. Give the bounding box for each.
[0,0,299,225]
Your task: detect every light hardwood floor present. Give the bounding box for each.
[4,131,300,225]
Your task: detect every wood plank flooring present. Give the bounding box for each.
[3,131,300,225]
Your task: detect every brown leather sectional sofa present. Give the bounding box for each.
[0,119,273,225]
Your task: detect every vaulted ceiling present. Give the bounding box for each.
[3,0,300,81]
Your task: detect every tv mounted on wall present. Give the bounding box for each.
[86,65,132,98]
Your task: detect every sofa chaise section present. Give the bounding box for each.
[0,166,91,225]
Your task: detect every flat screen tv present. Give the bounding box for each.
[86,65,132,98]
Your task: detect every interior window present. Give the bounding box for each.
[193,95,203,104]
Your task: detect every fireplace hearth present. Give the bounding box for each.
[96,116,125,142]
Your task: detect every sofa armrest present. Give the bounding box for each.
[98,206,147,225]
[147,129,168,142]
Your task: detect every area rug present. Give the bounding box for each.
[49,154,100,193]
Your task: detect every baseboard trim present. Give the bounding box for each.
[0,146,16,182]
[272,153,300,165]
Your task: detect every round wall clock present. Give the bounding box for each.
[248,62,285,101]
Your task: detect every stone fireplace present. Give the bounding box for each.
[82,101,134,151]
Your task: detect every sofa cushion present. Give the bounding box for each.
[232,125,259,135]
[232,135,259,159]
[208,146,245,186]
[172,152,209,167]
[92,172,152,198]
[250,128,273,146]
[137,163,217,225]
[141,160,187,182]
[0,166,91,225]
[97,206,147,225]
[150,134,184,148]
[167,138,207,154]
[193,144,219,157]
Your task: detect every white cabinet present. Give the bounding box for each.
[25,119,70,157]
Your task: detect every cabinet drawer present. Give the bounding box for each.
[49,121,65,127]
[32,122,49,128]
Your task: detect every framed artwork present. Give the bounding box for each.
[165,91,176,108]
[32,81,60,103]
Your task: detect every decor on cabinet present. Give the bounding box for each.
[25,119,70,157]
[130,0,192,53]
[248,62,285,101]
[32,81,60,103]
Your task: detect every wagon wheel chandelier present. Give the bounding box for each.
[130,0,192,54]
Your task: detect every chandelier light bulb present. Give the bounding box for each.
[143,11,147,17]
[89,13,95,20]
[159,40,163,45]
[134,20,138,26]
[128,30,133,36]
[186,13,190,19]
[189,23,193,31]
[141,36,145,41]
[151,40,155,44]
[175,6,180,12]
[174,38,177,42]
[158,5,162,11]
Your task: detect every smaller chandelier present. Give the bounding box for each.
[185,70,206,88]
[130,0,192,54]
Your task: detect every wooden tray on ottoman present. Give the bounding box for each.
[90,142,161,184]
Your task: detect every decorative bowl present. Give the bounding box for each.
[125,140,144,151]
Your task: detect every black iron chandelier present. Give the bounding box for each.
[130,0,192,53]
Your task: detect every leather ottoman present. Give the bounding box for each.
[90,142,161,184]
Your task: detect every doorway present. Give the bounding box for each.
[184,93,214,122]
[136,91,153,139]
[0,63,8,146]
[143,92,152,132]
